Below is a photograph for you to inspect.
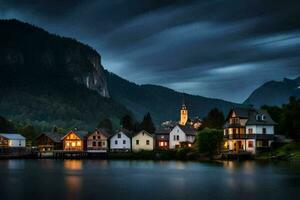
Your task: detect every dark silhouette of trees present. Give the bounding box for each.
[202,108,225,129]
[139,112,156,133]
[120,115,134,131]
[98,118,113,132]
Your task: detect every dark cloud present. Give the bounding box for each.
[1,0,300,102]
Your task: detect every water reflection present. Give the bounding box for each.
[64,160,83,171]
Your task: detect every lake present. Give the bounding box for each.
[0,160,299,200]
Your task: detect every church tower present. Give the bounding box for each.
[179,94,188,125]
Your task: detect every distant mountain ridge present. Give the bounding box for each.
[244,76,300,107]
[105,71,241,124]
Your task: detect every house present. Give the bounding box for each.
[154,129,170,149]
[61,130,88,151]
[87,129,110,152]
[109,129,131,152]
[223,107,276,154]
[169,125,196,149]
[36,132,63,152]
[0,133,26,147]
[132,130,154,151]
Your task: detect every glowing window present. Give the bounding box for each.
[77,141,81,146]
[71,142,76,147]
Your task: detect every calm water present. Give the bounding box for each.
[0,160,299,200]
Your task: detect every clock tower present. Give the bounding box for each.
[179,97,188,125]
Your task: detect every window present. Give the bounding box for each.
[123,140,126,144]
[233,128,236,134]
[173,135,176,140]
[248,128,253,134]
[225,129,229,134]
[115,140,118,145]
[92,141,96,147]
[102,141,105,146]
[118,133,121,138]
[159,142,164,146]
[146,140,150,145]
[262,128,267,134]
[176,135,179,141]
[98,136,101,139]
[136,140,139,145]
[77,141,81,146]
[98,142,102,147]
[261,114,266,121]
[248,141,253,148]
[93,136,96,140]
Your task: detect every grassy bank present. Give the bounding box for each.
[256,142,300,161]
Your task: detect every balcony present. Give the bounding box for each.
[224,134,274,140]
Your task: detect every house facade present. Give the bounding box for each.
[87,129,110,152]
[169,125,196,149]
[132,130,154,151]
[154,129,170,149]
[36,132,63,152]
[0,134,26,147]
[223,107,276,154]
[109,129,131,152]
[62,130,88,151]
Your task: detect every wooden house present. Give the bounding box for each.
[154,129,170,149]
[132,130,154,152]
[169,125,196,149]
[87,129,110,152]
[0,133,26,148]
[36,132,63,152]
[62,130,88,151]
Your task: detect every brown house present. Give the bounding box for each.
[87,129,110,152]
[62,130,88,151]
[154,129,170,149]
[36,132,63,152]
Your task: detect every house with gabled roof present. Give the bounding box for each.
[154,129,171,149]
[0,133,26,147]
[109,129,132,152]
[61,130,88,151]
[169,124,197,149]
[36,132,63,152]
[132,130,154,152]
[224,107,276,154]
[87,128,110,152]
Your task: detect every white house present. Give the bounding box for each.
[169,125,196,149]
[132,130,154,152]
[224,107,276,154]
[109,129,131,152]
[0,133,26,147]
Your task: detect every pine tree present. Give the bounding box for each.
[120,115,134,131]
[98,118,113,132]
[139,112,156,133]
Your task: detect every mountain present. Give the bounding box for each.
[0,19,130,129]
[105,71,241,124]
[244,76,300,107]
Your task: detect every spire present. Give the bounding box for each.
[182,91,186,109]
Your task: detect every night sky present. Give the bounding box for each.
[1,0,300,103]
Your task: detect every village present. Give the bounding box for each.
[0,98,278,160]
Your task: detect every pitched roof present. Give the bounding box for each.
[226,107,250,119]
[0,133,25,140]
[155,129,171,135]
[111,128,132,138]
[37,132,63,143]
[61,130,89,140]
[133,130,154,138]
[246,109,277,125]
[177,125,197,136]
[92,128,111,138]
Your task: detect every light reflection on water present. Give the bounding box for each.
[0,159,299,200]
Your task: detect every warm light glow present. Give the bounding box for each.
[71,142,76,147]
[188,143,192,147]
[77,141,81,146]
[159,142,164,146]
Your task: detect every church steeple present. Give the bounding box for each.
[180,93,188,125]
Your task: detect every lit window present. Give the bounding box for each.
[77,141,81,146]
[71,142,76,147]
[159,142,164,146]
[248,141,253,148]
[188,143,192,147]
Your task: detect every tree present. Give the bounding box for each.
[139,112,156,133]
[98,118,113,132]
[120,115,134,131]
[0,116,14,132]
[202,108,225,129]
[197,128,224,158]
